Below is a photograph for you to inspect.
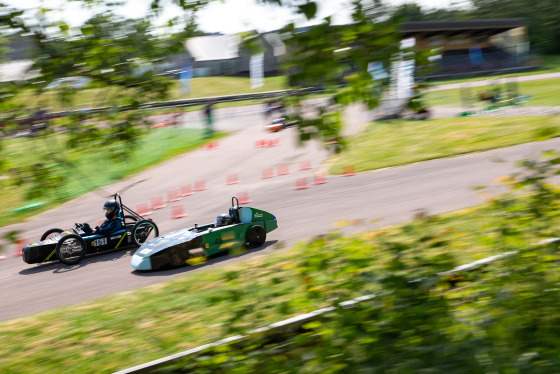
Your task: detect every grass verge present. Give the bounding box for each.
[328,115,560,175]
[10,76,289,112]
[426,76,560,107]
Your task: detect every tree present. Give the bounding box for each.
[0,4,203,200]
[391,2,426,21]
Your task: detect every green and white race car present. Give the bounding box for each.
[131,197,278,271]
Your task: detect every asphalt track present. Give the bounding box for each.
[1,101,559,322]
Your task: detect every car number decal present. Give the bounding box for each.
[93,238,107,246]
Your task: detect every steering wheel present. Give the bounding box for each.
[75,222,84,230]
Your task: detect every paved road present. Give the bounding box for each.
[0,83,558,322]
[1,102,558,321]
[0,102,361,321]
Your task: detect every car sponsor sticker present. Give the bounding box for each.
[110,236,121,240]
[139,248,152,255]
[92,238,107,246]
[254,212,263,218]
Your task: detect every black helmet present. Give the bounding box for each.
[215,214,232,227]
[103,199,120,219]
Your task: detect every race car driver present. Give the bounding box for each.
[82,200,123,235]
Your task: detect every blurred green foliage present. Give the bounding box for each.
[161,153,560,373]
[0,3,203,214]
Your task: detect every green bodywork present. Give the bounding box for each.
[131,203,278,270]
[202,206,277,256]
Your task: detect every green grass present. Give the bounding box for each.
[328,116,560,175]
[169,76,288,99]
[0,192,550,373]
[426,77,560,107]
[0,127,227,228]
[12,76,289,112]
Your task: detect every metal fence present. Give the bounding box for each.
[47,87,326,118]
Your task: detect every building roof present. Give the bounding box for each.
[184,35,241,62]
[0,60,39,82]
[263,33,286,57]
[402,18,525,38]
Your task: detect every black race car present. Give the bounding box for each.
[22,193,159,266]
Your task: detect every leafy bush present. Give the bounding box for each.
[167,153,560,373]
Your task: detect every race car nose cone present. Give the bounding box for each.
[131,254,152,271]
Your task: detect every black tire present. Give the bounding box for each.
[246,225,266,248]
[56,234,86,265]
[132,220,159,247]
[40,228,64,241]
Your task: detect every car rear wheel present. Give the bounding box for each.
[132,220,159,247]
[40,228,64,241]
[246,225,266,248]
[56,234,87,265]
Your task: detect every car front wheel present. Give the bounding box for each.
[56,234,87,265]
[246,225,266,248]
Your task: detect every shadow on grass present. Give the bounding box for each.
[131,240,279,277]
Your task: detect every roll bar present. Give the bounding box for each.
[114,192,144,224]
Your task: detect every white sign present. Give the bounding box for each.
[179,62,193,95]
[396,58,415,100]
[250,53,264,89]
[367,61,388,81]
[400,37,416,50]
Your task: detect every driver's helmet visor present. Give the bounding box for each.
[104,207,115,215]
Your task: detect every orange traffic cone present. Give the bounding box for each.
[299,160,311,170]
[238,191,252,204]
[171,204,187,219]
[312,173,327,185]
[277,164,290,175]
[167,189,182,202]
[226,173,240,185]
[262,167,275,179]
[194,179,207,191]
[151,196,167,210]
[294,177,309,190]
[137,203,152,217]
[181,184,194,196]
[13,238,28,256]
[343,165,355,176]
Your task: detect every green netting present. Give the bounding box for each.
[1,127,207,217]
